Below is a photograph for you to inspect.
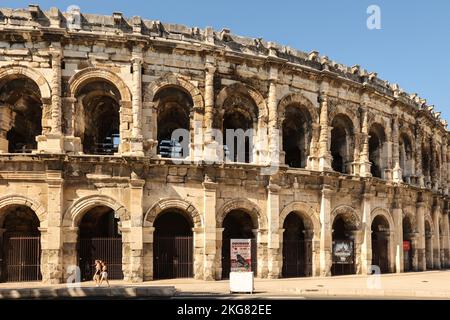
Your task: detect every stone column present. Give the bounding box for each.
[254,228,268,278]
[215,227,224,280]
[352,133,362,176]
[61,227,78,283]
[318,93,332,171]
[267,183,281,278]
[126,177,145,282]
[203,58,220,163]
[392,200,403,273]
[37,46,64,153]
[41,170,64,284]
[392,115,402,182]
[202,176,218,280]
[193,227,204,280]
[360,191,372,275]
[267,66,279,168]
[416,201,426,271]
[319,185,333,276]
[127,47,144,156]
[433,205,441,269]
[306,123,321,170]
[350,230,363,274]
[410,232,420,271]
[142,226,154,280]
[359,105,372,177]
[61,97,82,154]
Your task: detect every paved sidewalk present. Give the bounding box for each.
[0,270,449,299]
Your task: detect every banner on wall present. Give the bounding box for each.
[332,240,354,264]
[230,239,252,272]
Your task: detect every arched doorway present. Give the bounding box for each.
[0,77,43,153]
[78,206,122,281]
[371,215,390,273]
[330,114,354,174]
[0,205,41,282]
[221,210,257,279]
[155,87,192,158]
[369,123,386,178]
[282,212,312,277]
[425,220,433,269]
[76,81,121,155]
[153,210,193,279]
[402,217,414,272]
[399,133,413,182]
[222,92,258,164]
[282,105,312,168]
[331,215,356,275]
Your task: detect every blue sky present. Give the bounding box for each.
[2,0,449,122]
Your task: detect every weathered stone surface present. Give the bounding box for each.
[0,6,447,285]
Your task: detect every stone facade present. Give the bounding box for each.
[0,6,448,284]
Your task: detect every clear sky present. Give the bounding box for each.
[2,0,449,123]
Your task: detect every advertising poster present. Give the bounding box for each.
[230,239,252,272]
[332,240,354,264]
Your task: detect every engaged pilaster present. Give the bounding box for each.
[416,201,427,271]
[317,92,332,171]
[359,103,372,177]
[125,46,145,156]
[202,175,218,280]
[37,45,64,153]
[319,185,333,276]
[267,183,281,278]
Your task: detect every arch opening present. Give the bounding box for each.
[78,206,123,281]
[369,124,386,178]
[155,87,192,159]
[399,133,413,182]
[0,205,41,282]
[371,215,390,273]
[153,210,193,279]
[282,212,312,278]
[76,81,121,155]
[221,210,257,279]
[331,215,357,275]
[421,142,431,182]
[282,105,312,168]
[0,77,42,153]
[222,92,258,164]
[330,114,354,174]
[402,216,414,272]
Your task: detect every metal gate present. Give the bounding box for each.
[3,235,41,282]
[154,236,193,279]
[221,238,257,279]
[372,238,389,273]
[282,240,311,277]
[78,238,123,281]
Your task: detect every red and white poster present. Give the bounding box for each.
[230,239,252,272]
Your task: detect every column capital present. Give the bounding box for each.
[267,183,281,193]
[321,185,334,196]
[131,56,143,65]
